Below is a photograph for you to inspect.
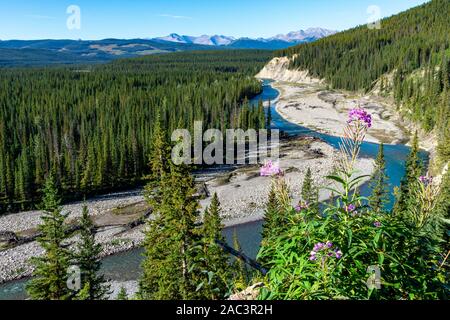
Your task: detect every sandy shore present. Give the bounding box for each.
[273,82,407,144]
[257,57,408,145]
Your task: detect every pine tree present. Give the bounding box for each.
[261,184,279,243]
[266,101,272,129]
[394,132,423,215]
[369,144,389,213]
[301,167,319,213]
[26,175,72,300]
[149,110,170,182]
[139,162,200,300]
[231,230,249,291]
[117,287,128,300]
[144,110,171,205]
[197,193,232,299]
[74,206,110,300]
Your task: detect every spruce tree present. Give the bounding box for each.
[231,230,250,291]
[139,161,200,300]
[301,167,319,213]
[144,110,171,204]
[74,206,110,300]
[261,185,279,243]
[394,132,423,215]
[117,287,128,300]
[197,193,232,299]
[26,175,72,300]
[266,102,272,129]
[149,110,170,182]
[369,143,389,213]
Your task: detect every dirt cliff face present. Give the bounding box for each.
[256,55,322,84]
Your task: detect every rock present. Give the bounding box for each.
[229,283,264,300]
[0,231,18,245]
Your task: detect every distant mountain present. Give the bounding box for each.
[227,38,298,50]
[270,28,336,42]
[154,34,235,46]
[0,39,217,66]
[154,28,337,49]
[0,28,336,66]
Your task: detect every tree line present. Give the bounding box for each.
[0,50,272,213]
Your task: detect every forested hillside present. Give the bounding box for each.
[279,0,450,164]
[0,50,272,212]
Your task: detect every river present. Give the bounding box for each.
[0,79,427,300]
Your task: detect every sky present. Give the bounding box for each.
[0,0,430,40]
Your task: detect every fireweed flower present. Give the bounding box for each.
[419,175,433,186]
[260,160,282,177]
[313,242,325,252]
[373,221,382,228]
[309,242,342,262]
[348,108,372,128]
[344,204,356,213]
[294,202,309,212]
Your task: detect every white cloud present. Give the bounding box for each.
[157,14,192,20]
[25,14,58,20]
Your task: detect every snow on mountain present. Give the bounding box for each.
[153,28,337,50]
[270,28,337,42]
[154,34,235,46]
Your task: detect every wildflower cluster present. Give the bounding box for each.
[260,160,283,177]
[309,241,343,262]
[294,202,309,212]
[419,175,433,186]
[344,204,356,213]
[348,108,372,128]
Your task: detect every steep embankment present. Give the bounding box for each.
[257,56,408,145]
[256,55,322,84]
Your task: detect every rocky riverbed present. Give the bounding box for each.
[257,56,408,145]
[0,135,374,284]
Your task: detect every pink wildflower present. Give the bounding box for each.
[348,108,372,128]
[260,160,282,177]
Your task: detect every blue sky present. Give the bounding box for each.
[0,0,430,40]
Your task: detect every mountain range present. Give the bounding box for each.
[0,28,336,66]
[154,28,336,48]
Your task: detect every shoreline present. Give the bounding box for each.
[272,81,408,146]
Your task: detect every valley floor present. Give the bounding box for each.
[256,56,409,145]
[273,81,408,145]
[2,74,396,286]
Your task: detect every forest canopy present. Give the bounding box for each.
[0,50,273,212]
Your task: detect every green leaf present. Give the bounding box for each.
[325,175,347,185]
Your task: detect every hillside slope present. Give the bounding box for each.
[276,0,449,167]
